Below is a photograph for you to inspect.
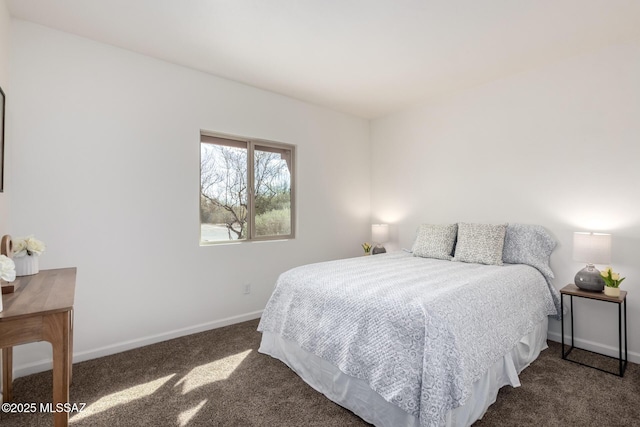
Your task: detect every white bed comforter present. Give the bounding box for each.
[257,252,558,427]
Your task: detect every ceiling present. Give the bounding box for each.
[7,0,640,118]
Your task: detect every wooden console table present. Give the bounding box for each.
[0,267,76,427]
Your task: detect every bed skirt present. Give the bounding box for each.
[259,316,548,427]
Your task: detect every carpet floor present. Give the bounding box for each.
[1,319,638,426]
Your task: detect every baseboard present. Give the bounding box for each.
[547,330,640,364]
[11,310,264,379]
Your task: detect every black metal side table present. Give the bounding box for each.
[560,284,627,377]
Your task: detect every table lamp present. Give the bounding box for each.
[372,224,389,255]
[572,232,611,292]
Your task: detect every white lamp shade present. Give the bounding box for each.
[572,232,611,264]
[372,224,389,244]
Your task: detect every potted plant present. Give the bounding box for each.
[600,266,625,297]
[13,235,46,276]
[362,242,372,256]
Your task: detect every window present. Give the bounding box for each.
[200,132,295,244]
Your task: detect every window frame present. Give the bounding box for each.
[200,131,296,245]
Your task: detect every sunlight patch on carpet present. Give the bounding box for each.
[178,399,208,426]
[175,349,252,394]
[70,374,176,423]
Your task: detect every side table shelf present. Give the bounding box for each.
[560,284,627,377]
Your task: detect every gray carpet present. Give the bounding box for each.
[1,319,638,426]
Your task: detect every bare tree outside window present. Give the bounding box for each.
[200,134,295,243]
[254,145,291,237]
[200,143,248,240]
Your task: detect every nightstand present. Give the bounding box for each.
[560,284,627,377]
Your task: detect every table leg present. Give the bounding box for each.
[619,302,622,376]
[624,300,628,363]
[43,311,71,427]
[570,295,574,347]
[69,308,74,385]
[1,347,12,402]
[561,294,565,358]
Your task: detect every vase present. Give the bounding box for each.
[14,255,39,276]
[604,286,620,298]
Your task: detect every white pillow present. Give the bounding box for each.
[412,224,458,260]
[452,223,507,266]
[502,224,556,279]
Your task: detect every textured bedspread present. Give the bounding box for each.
[258,252,558,427]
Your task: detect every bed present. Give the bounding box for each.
[258,223,560,427]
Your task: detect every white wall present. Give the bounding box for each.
[9,20,371,375]
[0,0,9,230]
[8,14,639,377]
[372,41,640,361]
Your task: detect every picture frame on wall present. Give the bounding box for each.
[0,85,4,192]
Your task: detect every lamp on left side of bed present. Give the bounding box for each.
[372,224,389,255]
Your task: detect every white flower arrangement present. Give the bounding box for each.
[13,236,46,258]
[0,254,16,282]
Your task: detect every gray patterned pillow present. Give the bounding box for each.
[453,223,507,266]
[412,224,458,260]
[502,224,556,279]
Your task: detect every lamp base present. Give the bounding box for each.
[574,265,605,292]
[372,245,386,255]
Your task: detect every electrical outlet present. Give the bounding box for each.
[243,283,251,295]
